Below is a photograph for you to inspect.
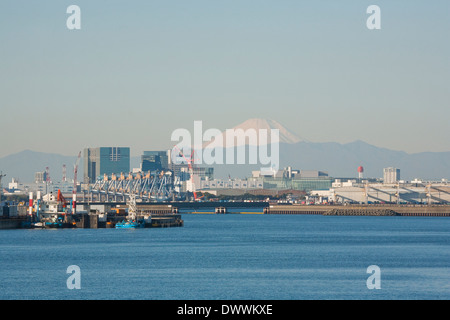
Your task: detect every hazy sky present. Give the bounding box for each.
[1,0,449,157]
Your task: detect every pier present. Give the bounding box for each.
[2,202,450,230]
[264,204,450,216]
[73,213,184,229]
[0,217,27,230]
[67,201,450,217]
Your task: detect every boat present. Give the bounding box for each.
[31,222,45,228]
[44,217,75,228]
[32,191,76,228]
[115,195,150,229]
[115,219,145,229]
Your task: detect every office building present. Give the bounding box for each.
[179,166,214,180]
[84,147,130,183]
[35,171,47,183]
[141,151,169,172]
[383,167,400,184]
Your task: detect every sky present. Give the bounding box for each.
[0,0,449,158]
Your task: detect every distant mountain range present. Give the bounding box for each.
[0,150,81,184]
[0,150,140,184]
[203,119,450,180]
[279,139,450,180]
[205,140,450,180]
[1,119,449,183]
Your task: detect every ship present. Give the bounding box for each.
[115,219,145,229]
[32,190,76,228]
[115,195,150,229]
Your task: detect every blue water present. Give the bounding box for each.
[0,214,449,300]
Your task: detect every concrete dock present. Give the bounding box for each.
[264,204,450,216]
[0,218,27,229]
[74,213,184,229]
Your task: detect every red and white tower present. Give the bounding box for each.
[28,192,33,216]
[358,166,364,180]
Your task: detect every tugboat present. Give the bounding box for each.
[115,219,144,229]
[31,190,76,228]
[115,195,149,229]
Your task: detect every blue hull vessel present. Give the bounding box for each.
[115,195,149,229]
[45,221,74,228]
[115,220,145,229]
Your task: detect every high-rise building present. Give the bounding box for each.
[165,148,214,180]
[180,166,214,180]
[141,151,169,172]
[383,167,400,184]
[84,147,130,183]
[34,171,47,183]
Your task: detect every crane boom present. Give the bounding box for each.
[72,151,81,214]
[173,145,200,201]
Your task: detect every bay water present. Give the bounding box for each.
[0,214,449,300]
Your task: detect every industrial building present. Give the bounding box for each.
[141,151,169,172]
[383,167,400,184]
[35,181,75,194]
[166,154,214,180]
[195,167,332,195]
[181,166,214,180]
[178,167,216,193]
[310,180,450,204]
[84,147,130,183]
[250,168,332,192]
[199,177,264,190]
[252,168,329,179]
[34,171,48,184]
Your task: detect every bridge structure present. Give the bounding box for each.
[82,171,179,202]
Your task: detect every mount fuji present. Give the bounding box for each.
[1,119,450,182]
[203,118,301,149]
[200,118,450,180]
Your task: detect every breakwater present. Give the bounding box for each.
[265,204,450,216]
[324,208,399,216]
[79,202,450,217]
